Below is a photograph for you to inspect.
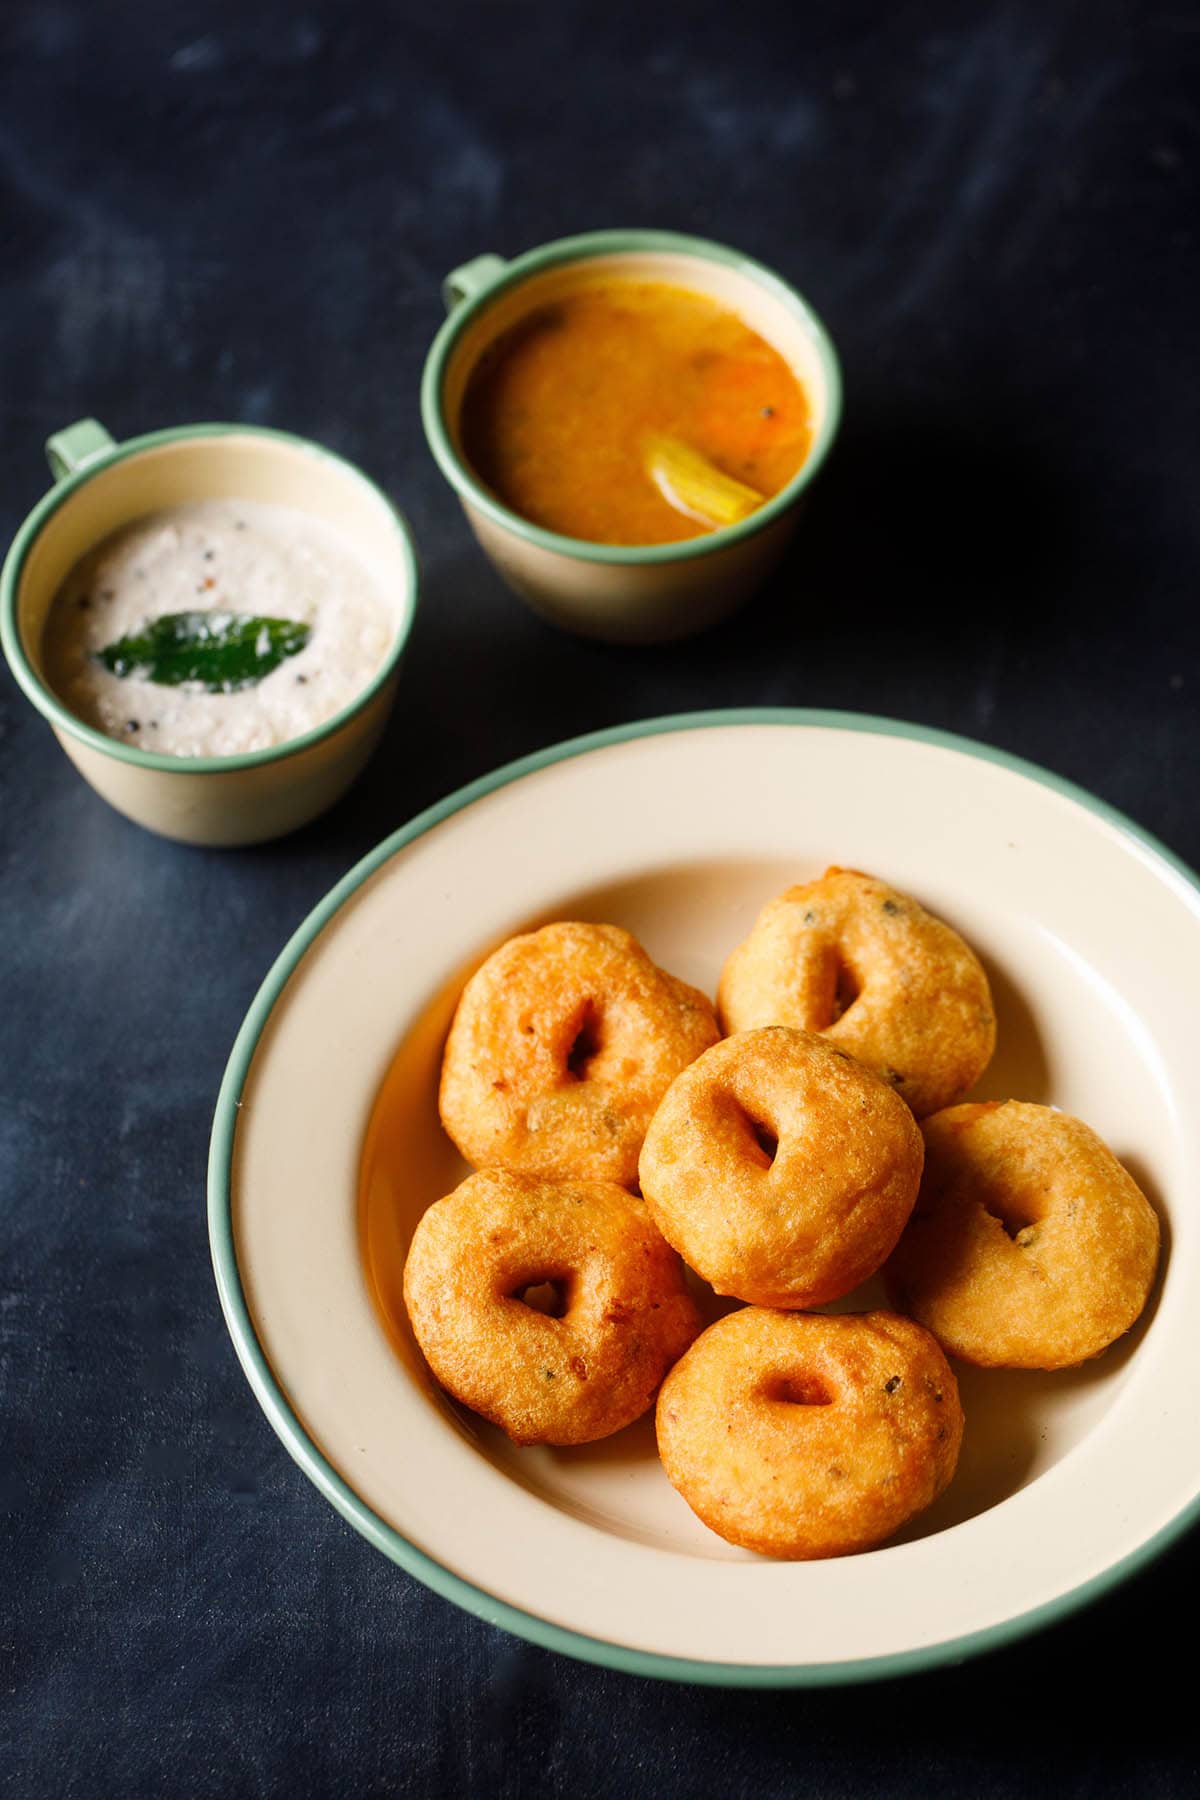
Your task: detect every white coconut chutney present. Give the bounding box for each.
[43,498,395,756]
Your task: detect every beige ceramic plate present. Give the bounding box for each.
[208,711,1200,1683]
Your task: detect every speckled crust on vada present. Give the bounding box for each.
[657,1307,963,1559]
[403,1168,702,1445]
[439,921,720,1187]
[884,1101,1161,1369]
[717,867,996,1117]
[638,1026,924,1308]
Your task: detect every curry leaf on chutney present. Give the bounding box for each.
[94,611,311,691]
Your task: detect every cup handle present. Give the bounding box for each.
[441,254,508,314]
[45,418,117,482]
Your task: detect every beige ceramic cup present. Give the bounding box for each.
[1,420,419,847]
[421,229,842,645]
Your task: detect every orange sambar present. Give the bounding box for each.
[458,280,812,547]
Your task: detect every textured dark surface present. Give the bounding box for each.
[2,2,1199,1795]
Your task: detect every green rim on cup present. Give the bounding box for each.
[208,707,1200,1687]
[420,229,844,566]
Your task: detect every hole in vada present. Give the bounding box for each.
[831,957,861,1022]
[763,1372,834,1407]
[979,1190,1039,1241]
[566,1005,603,1081]
[512,1278,570,1318]
[738,1108,779,1167]
[751,1119,779,1164]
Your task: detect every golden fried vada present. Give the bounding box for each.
[657,1307,963,1558]
[638,1026,924,1307]
[439,921,720,1186]
[884,1101,1161,1369]
[717,868,996,1117]
[403,1168,702,1445]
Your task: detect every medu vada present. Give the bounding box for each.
[884,1101,1161,1369]
[657,1307,963,1558]
[439,921,720,1187]
[403,1168,702,1445]
[638,1026,924,1308]
[717,867,996,1117]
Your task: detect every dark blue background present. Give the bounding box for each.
[3,2,1198,1794]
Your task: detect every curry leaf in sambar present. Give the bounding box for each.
[95,611,311,692]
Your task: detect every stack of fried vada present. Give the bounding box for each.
[402,873,1161,1562]
[408,922,715,1446]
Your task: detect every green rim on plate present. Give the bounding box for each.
[207,707,1200,1686]
[419,229,844,566]
[0,422,420,776]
